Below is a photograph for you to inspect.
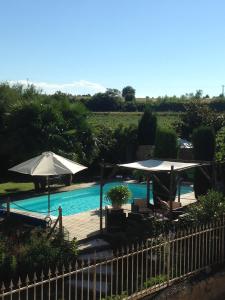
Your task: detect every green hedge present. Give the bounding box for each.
[137,109,157,145]
[192,126,215,198]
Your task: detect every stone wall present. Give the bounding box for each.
[136,145,155,160]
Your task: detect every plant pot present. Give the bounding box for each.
[106,208,127,233]
[112,204,122,210]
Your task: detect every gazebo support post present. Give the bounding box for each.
[146,175,151,207]
[6,197,10,216]
[47,176,50,216]
[100,160,105,233]
[58,206,63,236]
[169,166,174,220]
[199,166,211,182]
[178,176,181,203]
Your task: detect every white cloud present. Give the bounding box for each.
[8,79,106,95]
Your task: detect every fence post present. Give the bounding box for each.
[58,206,63,236]
[167,235,171,286]
[6,197,10,216]
[93,252,97,300]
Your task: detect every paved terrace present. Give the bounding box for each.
[5,182,196,242]
[63,189,196,241]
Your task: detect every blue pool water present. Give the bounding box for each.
[9,182,192,217]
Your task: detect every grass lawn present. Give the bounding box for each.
[0,181,34,197]
[88,112,181,130]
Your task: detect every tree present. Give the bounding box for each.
[194,89,203,99]
[1,98,95,177]
[192,127,215,198]
[137,109,157,145]
[122,86,136,102]
[175,99,224,139]
[105,88,121,98]
[86,90,122,111]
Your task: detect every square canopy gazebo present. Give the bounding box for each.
[99,158,211,230]
[118,158,209,214]
[118,159,201,172]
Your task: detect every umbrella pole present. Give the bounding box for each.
[100,160,105,233]
[47,176,50,215]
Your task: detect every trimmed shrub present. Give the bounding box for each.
[192,126,215,198]
[154,128,178,159]
[216,127,225,162]
[216,127,225,194]
[181,190,225,225]
[137,109,157,145]
[153,128,178,202]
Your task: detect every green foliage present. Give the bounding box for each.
[86,89,123,111]
[132,170,146,182]
[106,185,131,207]
[102,293,127,300]
[154,127,178,159]
[181,190,225,225]
[113,124,138,162]
[216,127,225,162]
[216,127,225,194]
[175,100,224,139]
[0,181,34,196]
[0,227,78,281]
[144,274,167,288]
[122,101,137,111]
[192,127,215,197]
[209,98,225,112]
[0,85,96,175]
[122,86,135,102]
[137,109,157,145]
[192,126,215,160]
[88,112,178,130]
[194,89,203,99]
[93,124,138,164]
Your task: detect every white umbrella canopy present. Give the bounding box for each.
[9,151,87,214]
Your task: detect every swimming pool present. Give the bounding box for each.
[8,182,193,217]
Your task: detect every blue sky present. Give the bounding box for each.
[1,0,225,97]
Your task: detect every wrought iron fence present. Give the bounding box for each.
[1,217,225,299]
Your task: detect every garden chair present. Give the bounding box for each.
[154,197,183,219]
[131,198,153,216]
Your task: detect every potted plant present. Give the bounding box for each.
[106,185,131,210]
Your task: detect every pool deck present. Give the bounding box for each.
[5,181,197,242]
[62,190,196,241]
